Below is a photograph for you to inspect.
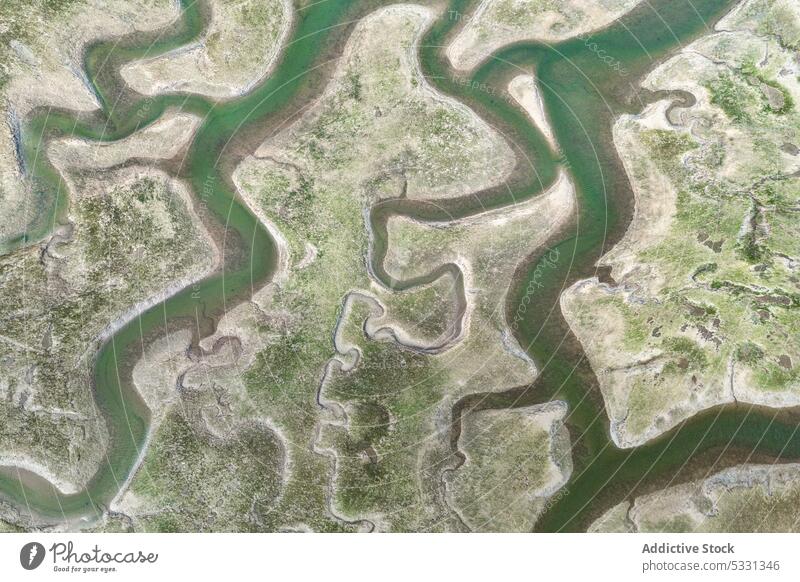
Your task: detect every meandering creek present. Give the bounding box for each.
[2,0,798,531]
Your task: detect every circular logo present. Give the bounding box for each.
[20,542,46,570]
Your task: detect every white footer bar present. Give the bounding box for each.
[1,533,797,581]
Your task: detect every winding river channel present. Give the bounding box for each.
[2,0,799,531]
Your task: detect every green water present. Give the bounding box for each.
[411,0,800,532]
[2,0,798,531]
[428,0,800,532]
[0,0,360,521]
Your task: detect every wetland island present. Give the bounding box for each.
[1,0,800,532]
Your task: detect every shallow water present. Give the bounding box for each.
[3,0,798,531]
